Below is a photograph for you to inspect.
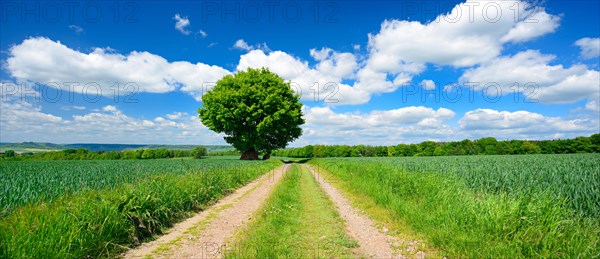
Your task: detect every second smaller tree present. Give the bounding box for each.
[191,146,208,159]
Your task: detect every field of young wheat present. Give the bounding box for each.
[2,154,598,258]
[0,157,281,258]
[310,154,600,257]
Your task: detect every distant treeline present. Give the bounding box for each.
[273,134,600,158]
[208,150,241,156]
[0,146,208,161]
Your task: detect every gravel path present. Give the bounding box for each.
[123,164,289,259]
[305,164,412,258]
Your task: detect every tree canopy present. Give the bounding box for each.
[198,68,304,160]
[191,146,207,159]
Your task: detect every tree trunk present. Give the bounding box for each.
[262,152,271,160]
[240,149,259,160]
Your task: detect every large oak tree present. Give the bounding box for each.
[198,68,304,160]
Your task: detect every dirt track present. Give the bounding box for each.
[305,164,410,258]
[124,164,289,258]
[124,163,423,258]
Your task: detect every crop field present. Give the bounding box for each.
[310,154,600,257]
[0,157,281,258]
[2,154,599,258]
[0,158,272,215]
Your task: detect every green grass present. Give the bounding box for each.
[226,164,357,258]
[310,154,600,258]
[0,159,281,258]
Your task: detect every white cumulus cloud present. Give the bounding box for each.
[6,37,231,101]
[173,14,191,35]
[575,37,600,59]
[366,0,559,69]
[500,11,560,43]
[0,87,222,144]
[236,49,366,104]
[420,80,436,90]
[350,0,560,103]
[460,50,600,104]
[292,106,456,145]
[233,39,270,52]
[459,108,597,139]
[68,25,84,34]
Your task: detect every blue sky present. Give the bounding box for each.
[1,0,599,146]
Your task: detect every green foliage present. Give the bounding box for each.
[191,146,208,159]
[273,134,600,158]
[3,150,15,157]
[0,148,194,161]
[198,68,304,158]
[310,154,600,257]
[140,149,155,159]
[122,150,142,159]
[174,150,187,158]
[0,159,281,258]
[154,148,170,158]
